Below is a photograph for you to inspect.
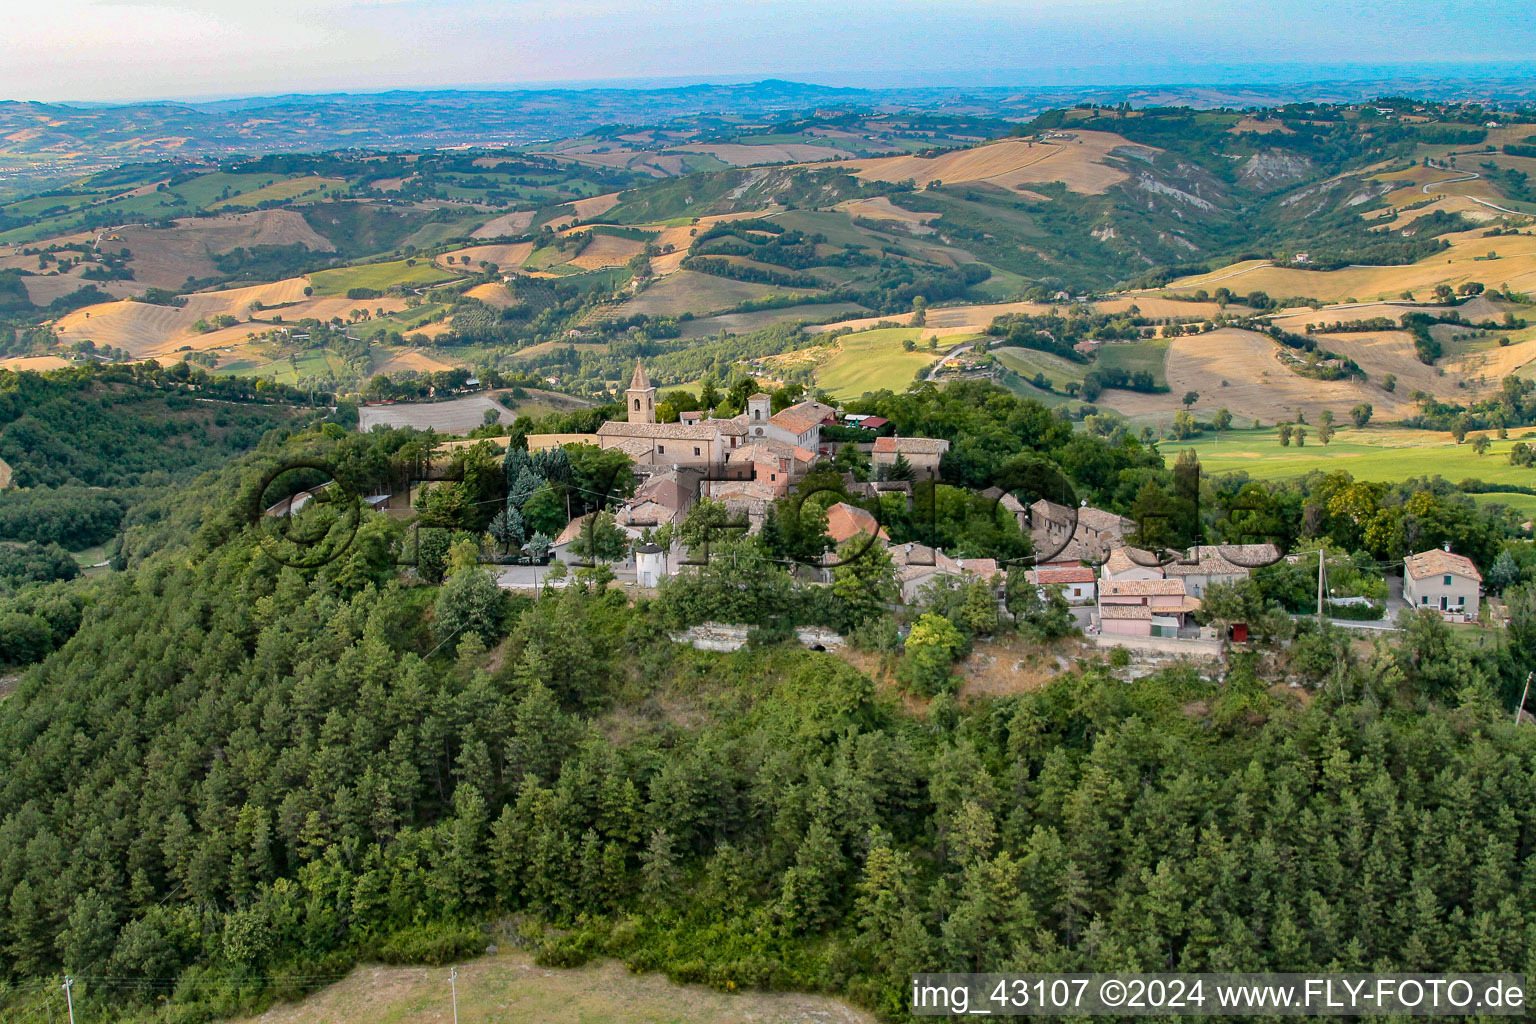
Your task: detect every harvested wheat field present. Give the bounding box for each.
[644,211,770,264]
[1099,327,1413,423]
[836,196,938,233]
[570,192,624,219]
[564,233,645,270]
[470,210,535,239]
[101,211,335,289]
[369,348,461,376]
[0,355,70,371]
[21,273,139,305]
[358,394,513,433]
[673,141,846,165]
[846,131,1154,195]
[807,299,1057,335]
[52,278,407,358]
[1168,231,1536,304]
[1452,336,1536,383]
[221,952,871,1024]
[1100,296,1253,319]
[619,270,789,317]
[433,242,533,271]
[463,282,519,308]
[1309,331,1465,398]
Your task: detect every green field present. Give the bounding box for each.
[1095,337,1171,386]
[816,327,962,398]
[1173,426,1536,490]
[994,345,1090,387]
[308,259,459,296]
[207,176,348,209]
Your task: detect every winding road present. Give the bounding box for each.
[1421,169,1523,215]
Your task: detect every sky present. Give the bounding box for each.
[3,0,1534,103]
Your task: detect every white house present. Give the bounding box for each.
[1404,548,1483,621]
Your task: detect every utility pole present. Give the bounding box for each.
[448,967,459,1024]
[1316,549,1326,627]
[62,976,75,1024]
[1516,671,1533,726]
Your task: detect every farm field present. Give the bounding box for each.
[1098,328,1405,425]
[433,242,535,271]
[356,389,591,433]
[1094,337,1172,386]
[845,130,1152,194]
[815,327,969,398]
[220,952,871,1024]
[617,270,794,318]
[310,259,459,296]
[678,301,866,339]
[1173,426,1536,490]
[993,345,1090,387]
[51,279,412,358]
[206,176,349,209]
[357,394,516,433]
[1165,229,1536,304]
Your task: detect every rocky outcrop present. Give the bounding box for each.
[670,622,846,652]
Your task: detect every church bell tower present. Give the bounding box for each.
[626,360,656,424]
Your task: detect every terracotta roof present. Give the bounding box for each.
[1101,604,1152,620]
[608,437,656,458]
[555,513,593,546]
[1030,498,1075,526]
[873,435,950,456]
[1076,506,1131,536]
[617,500,680,527]
[1037,532,1111,566]
[1102,578,1187,597]
[1405,548,1483,583]
[598,420,722,441]
[633,469,701,512]
[629,361,652,391]
[728,440,816,465]
[980,486,1027,514]
[1163,544,1276,576]
[769,399,837,435]
[1102,546,1163,575]
[1031,566,1096,584]
[824,502,889,544]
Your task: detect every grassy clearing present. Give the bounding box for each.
[206,177,348,210]
[1172,426,1536,487]
[1095,338,1171,386]
[994,346,1090,386]
[221,951,871,1024]
[309,260,459,296]
[817,327,958,398]
[1473,491,1536,518]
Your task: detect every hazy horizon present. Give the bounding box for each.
[5,0,1534,105]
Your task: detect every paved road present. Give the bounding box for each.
[925,342,975,381]
[1422,169,1524,215]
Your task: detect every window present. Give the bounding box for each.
[693,447,700,456]
[633,398,640,410]
[658,445,665,454]
[1458,595,1466,606]
[1444,574,1452,586]
[1421,595,1429,605]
